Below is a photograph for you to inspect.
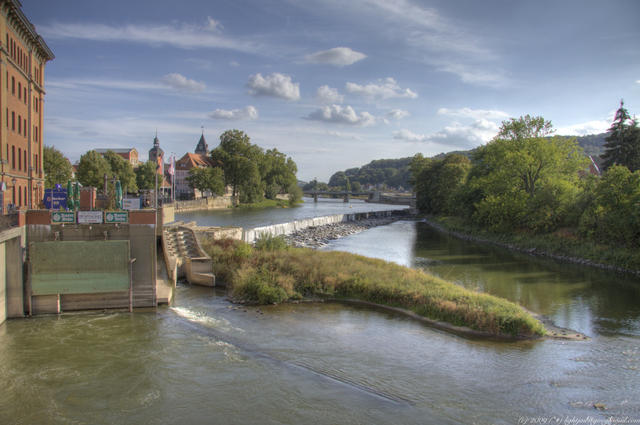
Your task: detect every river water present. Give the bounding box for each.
[1,200,639,424]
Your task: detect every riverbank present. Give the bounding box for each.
[284,216,401,248]
[202,237,546,338]
[424,216,640,277]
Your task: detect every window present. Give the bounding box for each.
[23,87,26,103]
[11,146,15,169]
[35,126,38,142]
[5,108,7,127]
[11,111,15,131]
[23,118,26,137]
[18,186,22,206]
[18,114,21,134]
[18,148,21,170]
[18,82,21,99]
[24,151,27,171]
[11,76,15,94]
[35,154,38,173]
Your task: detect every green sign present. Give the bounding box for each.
[51,211,75,223]
[105,211,129,223]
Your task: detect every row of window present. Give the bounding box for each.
[5,108,39,141]
[4,144,40,174]
[7,33,29,75]
[6,71,41,112]
[9,185,32,208]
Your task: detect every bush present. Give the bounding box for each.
[254,233,288,251]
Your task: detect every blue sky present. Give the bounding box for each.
[24,0,640,181]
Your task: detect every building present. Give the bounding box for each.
[94,148,139,167]
[194,131,208,155]
[175,152,215,199]
[148,133,164,174]
[0,0,54,213]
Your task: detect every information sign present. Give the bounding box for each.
[51,211,75,223]
[105,211,129,223]
[77,211,103,224]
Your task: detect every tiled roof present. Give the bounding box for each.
[176,153,215,169]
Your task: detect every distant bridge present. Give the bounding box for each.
[302,190,415,207]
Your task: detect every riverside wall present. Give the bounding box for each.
[0,225,26,325]
[174,196,233,213]
[242,209,409,243]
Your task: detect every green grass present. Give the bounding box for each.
[431,216,640,274]
[202,237,546,338]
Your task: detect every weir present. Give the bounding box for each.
[242,209,408,243]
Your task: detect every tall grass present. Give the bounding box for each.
[201,237,546,338]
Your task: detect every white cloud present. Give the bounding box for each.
[47,78,164,91]
[433,61,509,88]
[316,85,344,104]
[394,119,499,147]
[161,73,206,93]
[346,77,417,100]
[393,129,429,142]
[305,47,367,67]
[39,20,258,53]
[387,109,410,120]
[209,106,258,121]
[307,105,376,126]
[556,120,610,136]
[206,16,223,32]
[247,73,300,101]
[437,107,509,121]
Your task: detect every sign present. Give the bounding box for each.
[77,211,103,224]
[43,188,67,210]
[105,211,128,223]
[123,198,141,210]
[51,211,75,223]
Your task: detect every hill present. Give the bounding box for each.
[323,133,607,191]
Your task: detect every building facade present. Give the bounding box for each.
[94,148,139,167]
[0,0,54,213]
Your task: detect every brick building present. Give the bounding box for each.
[94,148,139,167]
[0,0,54,213]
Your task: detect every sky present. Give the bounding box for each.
[23,0,640,181]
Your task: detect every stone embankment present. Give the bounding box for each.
[285,216,400,248]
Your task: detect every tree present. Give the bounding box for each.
[76,150,112,189]
[187,167,225,196]
[601,100,640,172]
[412,154,471,214]
[212,130,264,201]
[469,115,588,232]
[579,165,640,247]
[261,148,297,199]
[135,161,157,191]
[43,145,73,188]
[103,150,138,193]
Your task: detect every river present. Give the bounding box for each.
[1,200,638,424]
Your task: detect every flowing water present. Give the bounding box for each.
[1,201,639,424]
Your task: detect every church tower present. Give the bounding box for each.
[148,132,164,173]
[195,128,208,155]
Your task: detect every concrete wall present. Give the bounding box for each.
[0,226,26,324]
[174,195,232,212]
[25,210,157,314]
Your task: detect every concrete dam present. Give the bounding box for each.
[242,209,409,243]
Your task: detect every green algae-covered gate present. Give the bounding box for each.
[28,240,133,313]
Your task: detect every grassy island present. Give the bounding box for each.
[203,237,546,339]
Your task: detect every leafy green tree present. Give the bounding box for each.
[135,161,157,190]
[261,149,297,199]
[412,154,471,214]
[469,115,587,232]
[76,150,112,190]
[43,145,73,188]
[579,165,640,247]
[212,130,264,202]
[187,167,225,196]
[103,150,138,193]
[601,100,640,172]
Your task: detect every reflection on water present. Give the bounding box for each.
[1,215,640,424]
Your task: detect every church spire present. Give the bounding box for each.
[195,128,208,155]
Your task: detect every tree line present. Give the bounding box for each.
[411,102,640,249]
[43,129,300,205]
